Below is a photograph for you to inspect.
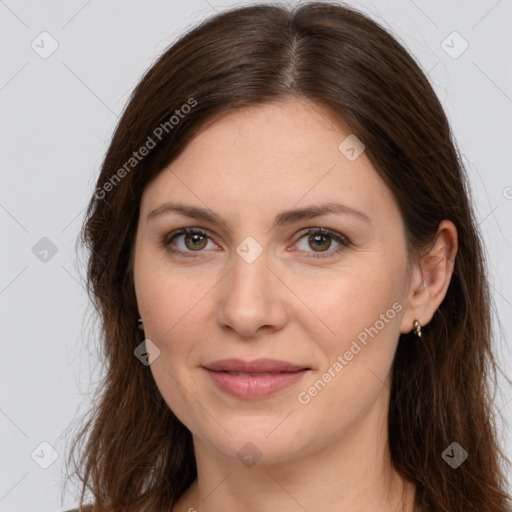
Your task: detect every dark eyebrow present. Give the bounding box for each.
[146,201,371,229]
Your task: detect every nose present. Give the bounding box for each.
[216,248,288,338]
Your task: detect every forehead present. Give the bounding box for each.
[140,99,396,226]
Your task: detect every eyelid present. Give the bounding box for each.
[161,227,218,256]
[161,226,350,259]
[291,227,350,259]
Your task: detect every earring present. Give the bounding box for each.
[413,319,422,339]
[137,318,144,331]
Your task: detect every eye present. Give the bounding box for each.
[161,227,217,258]
[293,228,350,259]
[161,227,350,259]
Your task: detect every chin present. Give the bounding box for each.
[191,415,315,466]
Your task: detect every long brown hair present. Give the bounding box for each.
[65,2,512,511]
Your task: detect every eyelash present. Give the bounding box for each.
[160,227,350,259]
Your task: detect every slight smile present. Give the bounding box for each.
[202,358,311,399]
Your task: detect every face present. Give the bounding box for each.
[133,98,413,465]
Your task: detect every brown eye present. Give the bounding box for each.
[308,232,332,252]
[162,227,350,260]
[162,227,216,257]
[183,232,208,251]
[294,228,350,259]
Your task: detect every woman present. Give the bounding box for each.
[65,2,512,511]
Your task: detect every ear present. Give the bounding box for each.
[400,219,458,335]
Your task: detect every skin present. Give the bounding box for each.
[133,98,458,512]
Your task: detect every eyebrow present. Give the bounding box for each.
[147,201,371,230]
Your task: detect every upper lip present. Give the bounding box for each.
[203,358,309,373]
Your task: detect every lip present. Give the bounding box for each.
[204,358,308,373]
[202,358,310,400]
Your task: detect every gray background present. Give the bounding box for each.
[1,0,511,510]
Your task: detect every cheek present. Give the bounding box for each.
[295,260,405,404]
[291,275,403,442]
[136,251,405,359]
[135,268,211,424]
[294,261,402,350]
[134,251,211,339]
[135,265,221,411]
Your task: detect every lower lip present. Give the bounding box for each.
[204,368,309,399]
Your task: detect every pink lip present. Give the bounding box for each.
[204,358,308,373]
[202,358,310,399]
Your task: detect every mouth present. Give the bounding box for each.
[220,371,295,376]
[202,358,311,399]
[203,358,310,373]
